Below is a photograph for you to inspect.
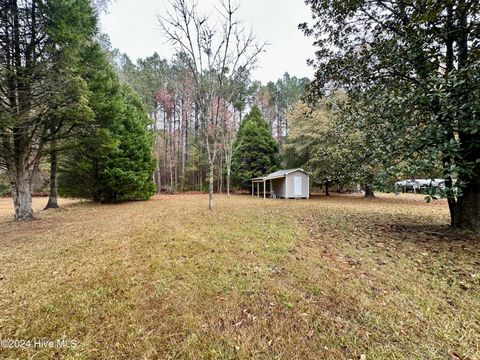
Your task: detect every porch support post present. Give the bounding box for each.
[285,176,288,199]
[263,180,266,199]
[252,182,254,196]
[257,182,259,197]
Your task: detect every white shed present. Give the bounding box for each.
[251,169,310,199]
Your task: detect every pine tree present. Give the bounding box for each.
[58,45,156,202]
[232,106,280,187]
[99,85,156,202]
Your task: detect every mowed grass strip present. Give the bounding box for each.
[0,194,478,359]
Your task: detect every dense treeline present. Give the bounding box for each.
[114,50,308,194]
[0,0,308,218]
[1,0,478,234]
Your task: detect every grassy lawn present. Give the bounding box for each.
[0,194,478,359]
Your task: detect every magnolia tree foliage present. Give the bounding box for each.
[285,100,349,191]
[285,97,378,195]
[301,0,480,231]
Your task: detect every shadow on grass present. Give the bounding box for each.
[375,223,479,244]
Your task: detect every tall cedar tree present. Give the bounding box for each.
[0,0,96,220]
[232,106,280,187]
[59,44,156,202]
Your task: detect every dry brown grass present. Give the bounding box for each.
[0,193,478,359]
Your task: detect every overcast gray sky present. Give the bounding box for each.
[99,0,315,83]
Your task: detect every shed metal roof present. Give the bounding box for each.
[251,168,307,181]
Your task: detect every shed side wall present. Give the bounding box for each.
[285,171,309,198]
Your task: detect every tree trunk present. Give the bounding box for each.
[226,167,231,195]
[4,1,35,221]
[45,136,59,210]
[276,105,281,142]
[208,160,214,209]
[10,169,34,221]
[325,182,329,196]
[168,116,174,188]
[181,99,187,191]
[364,184,375,198]
[156,161,161,194]
[452,187,480,232]
[448,13,479,233]
[451,166,480,233]
[7,132,42,221]
[218,153,223,194]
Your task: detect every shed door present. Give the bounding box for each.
[294,176,302,196]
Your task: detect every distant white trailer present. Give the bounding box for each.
[395,178,446,193]
[251,169,310,199]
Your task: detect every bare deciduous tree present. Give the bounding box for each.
[159,0,265,209]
